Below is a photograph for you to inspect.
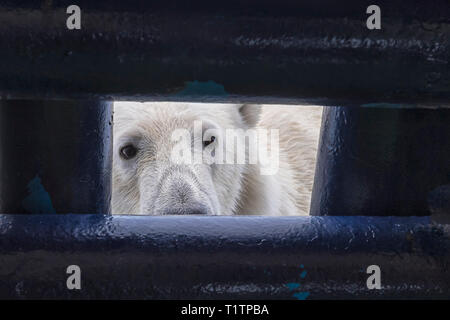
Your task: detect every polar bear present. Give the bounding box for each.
[112,102,322,216]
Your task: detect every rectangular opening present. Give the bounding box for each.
[113,102,323,216]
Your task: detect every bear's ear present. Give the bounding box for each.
[238,104,261,128]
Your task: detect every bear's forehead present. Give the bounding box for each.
[140,106,236,127]
[114,102,242,140]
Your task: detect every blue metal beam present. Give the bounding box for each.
[0,214,448,299]
[0,1,449,105]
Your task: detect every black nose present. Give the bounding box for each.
[161,204,209,215]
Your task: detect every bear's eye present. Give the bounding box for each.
[120,144,138,160]
[203,136,216,148]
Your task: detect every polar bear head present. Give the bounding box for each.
[112,102,261,215]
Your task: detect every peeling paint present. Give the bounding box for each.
[21,175,56,214]
[175,81,228,97]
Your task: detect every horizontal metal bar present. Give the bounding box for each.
[0,214,449,299]
[0,1,449,105]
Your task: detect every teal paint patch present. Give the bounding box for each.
[175,81,228,96]
[292,292,310,300]
[362,103,415,109]
[286,283,300,290]
[285,265,310,300]
[22,175,56,214]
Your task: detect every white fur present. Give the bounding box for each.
[112,102,322,215]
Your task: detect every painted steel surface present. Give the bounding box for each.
[0,215,448,299]
[0,1,448,105]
